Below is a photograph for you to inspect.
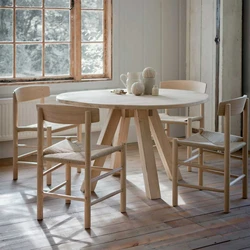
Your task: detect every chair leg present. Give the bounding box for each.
[77,125,82,174]
[120,144,127,213]
[37,160,44,220]
[224,150,230,213]
[46,127,52,186]
[198,148,203,188]
[186,118,192,172]
[242,145,248,199]
[13,128,18,180]
[84,164,91,229]
[65,163,71,204]
[172,139,178,207]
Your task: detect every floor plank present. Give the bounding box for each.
[0,143,250,249]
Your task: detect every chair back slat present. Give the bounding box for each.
[217,95,247,116]
[14,85,50,102]
[37,104,100,124]
[160,80,207,93]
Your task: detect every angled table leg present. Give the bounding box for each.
[81,109,122,192]
[134,109,161,199]
[149,110,182,180]
[111,110,132,174]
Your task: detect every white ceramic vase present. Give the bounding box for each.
[120,72,142,94]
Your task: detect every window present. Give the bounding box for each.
[0,0,112,84]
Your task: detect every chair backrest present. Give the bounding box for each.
[218,96,249,144]
[13,85,50,103]
[217,95,248,116]
[160,80,207,94]
[36,104,100,125]
[37,104,100,161]
[13,86,51,129]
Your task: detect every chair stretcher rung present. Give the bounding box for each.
[18,144,37,148]
[91,167,122,183]
[50,125,76,133]
[17,127,37,132]
[179,162,223,173]
[91,166,119,172]
[43,192,85,202]
[18,161,37,165]
[18,150,37,159]
[192,148,199,154]
[230,174,246,186]
[204,169,239,178]
[48,181,67,192]
[43,163,64,175]
[178,182,224,193]
[48,135,77,139]
[182,154,199,163]
[91,190,121,206]
[203,149,243,159]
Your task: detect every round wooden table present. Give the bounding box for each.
[57,89,209,199]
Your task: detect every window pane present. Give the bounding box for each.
[45,10,70,42]
[16,0,41,7]
[82,10,103,42]
[16,44,42,77]
[0,44,13,77]
[81,43,103,74]
[82,0,103,9]
[0,0,12,7]
[16,10,42,42]
[0,9,13,41]
[45,44,69,75]
[45,0,69,8]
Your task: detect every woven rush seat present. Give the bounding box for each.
[43,139,123,164]
[180,130,246,153]
[159,113,202,124]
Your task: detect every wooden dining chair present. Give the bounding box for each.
[160,80,207,171]
[13,85,82,184]
[172,95,248,213]
[37,104,126,229]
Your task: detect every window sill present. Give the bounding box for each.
[0,78,112,87]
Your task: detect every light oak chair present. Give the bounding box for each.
[36,104,126,229]
[13,85,82,183]
[172,95,248,213]
[160,80,207,171]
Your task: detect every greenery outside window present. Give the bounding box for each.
[0,0,112,85]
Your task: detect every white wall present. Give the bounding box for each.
[0,0,186,158]
[186,0,242,134]
[186,0,216,131]
[219,0,242,135]
[243,0,250,145]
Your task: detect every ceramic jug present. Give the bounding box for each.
[120,72,142,94]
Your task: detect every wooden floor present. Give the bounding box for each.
[1,143,250,250]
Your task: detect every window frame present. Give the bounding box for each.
[0,0,112,86]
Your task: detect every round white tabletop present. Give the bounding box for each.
[56,89,209,110]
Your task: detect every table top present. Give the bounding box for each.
[57,89,209,109]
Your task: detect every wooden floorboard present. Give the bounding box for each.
[1,143,250,249]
